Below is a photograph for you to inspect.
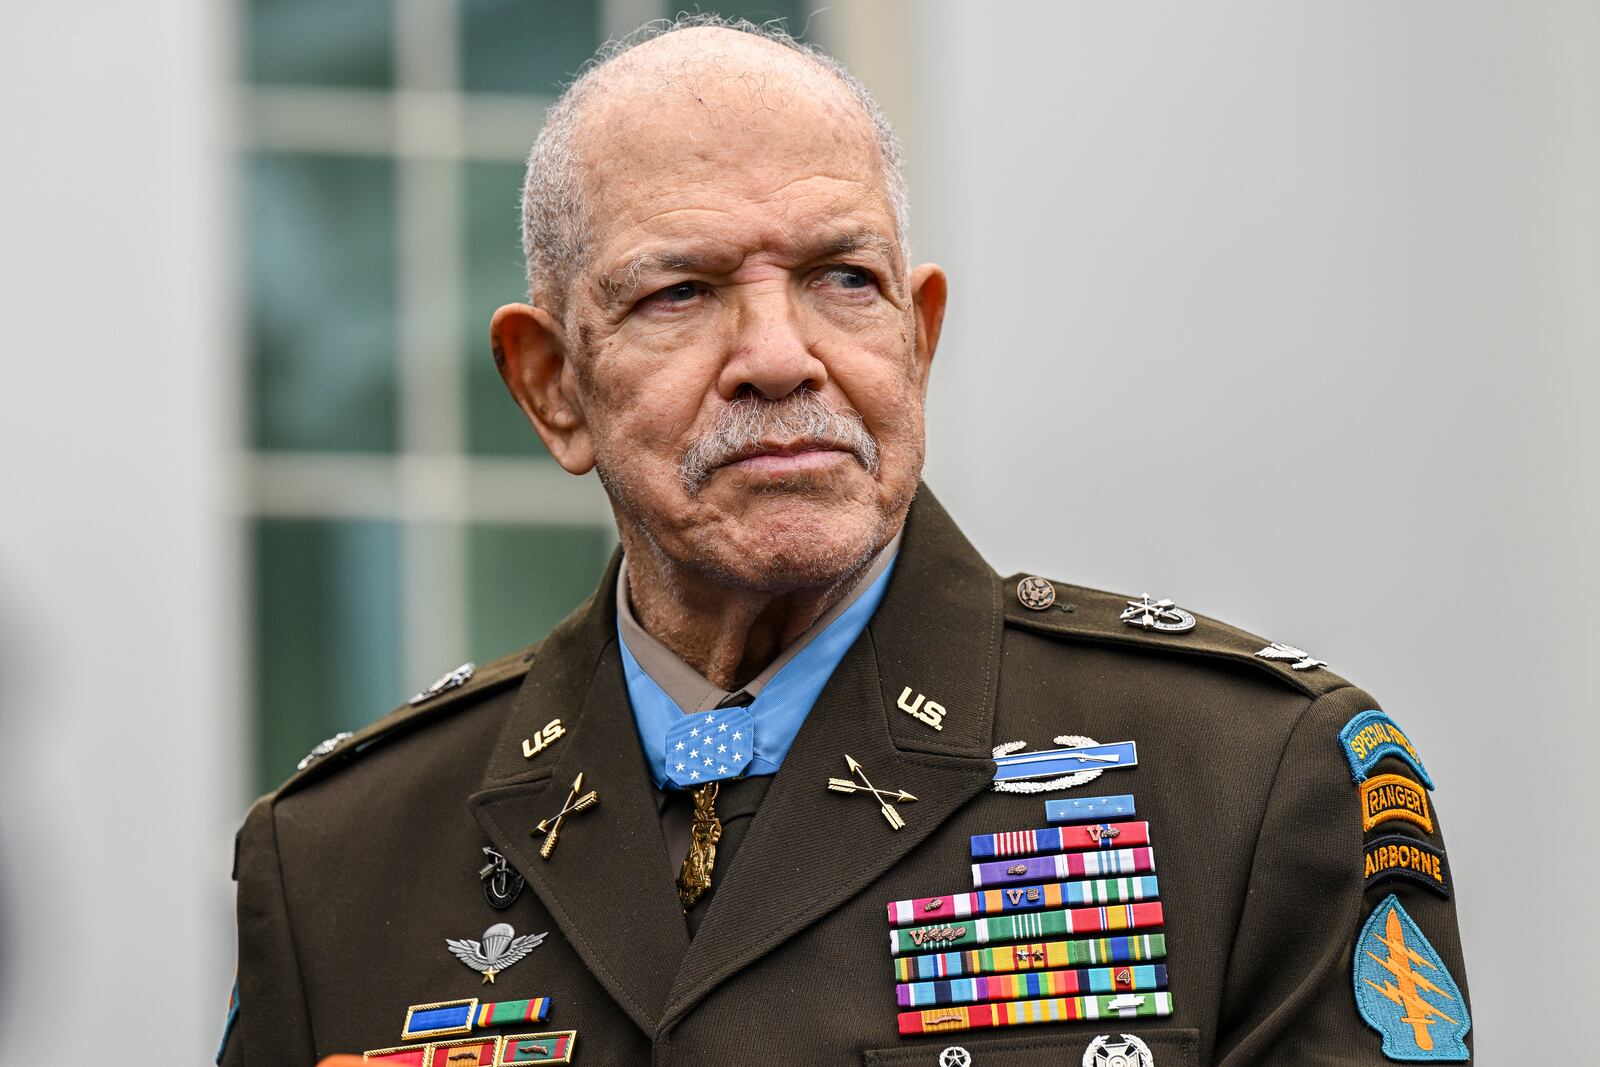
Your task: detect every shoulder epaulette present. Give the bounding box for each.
[271,641,540,801]
[1001,574,1351,699]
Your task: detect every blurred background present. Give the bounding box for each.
[1,1,1594,1062]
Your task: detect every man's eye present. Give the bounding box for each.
[818,266,876,290]
[651,281,702,304]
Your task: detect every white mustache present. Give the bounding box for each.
[678,393,881,494]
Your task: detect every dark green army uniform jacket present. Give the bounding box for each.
[224,490,1470,1065]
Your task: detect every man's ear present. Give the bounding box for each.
[908,263,948,398]
[489,303,595,475]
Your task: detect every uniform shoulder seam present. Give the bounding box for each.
[1000,573,1352,698]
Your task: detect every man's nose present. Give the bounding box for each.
[715,286,828,401]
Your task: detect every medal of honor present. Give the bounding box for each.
[678,781,723,909]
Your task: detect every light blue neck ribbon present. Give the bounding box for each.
[619,558,897,791]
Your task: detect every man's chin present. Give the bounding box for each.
[686,485,891,591]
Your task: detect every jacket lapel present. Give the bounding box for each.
[467,558,690,1036]
[659,488,1003,1031]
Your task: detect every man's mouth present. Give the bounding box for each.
[715,440,855,475]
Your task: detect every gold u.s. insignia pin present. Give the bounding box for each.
[521,717,564,760]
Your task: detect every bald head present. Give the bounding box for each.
[520,16,909,321]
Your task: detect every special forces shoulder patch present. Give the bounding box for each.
[1364,834,1452,898]
[1353,895,1470,1061]
[1339,710,1434,789]
[1360,774,1433,834]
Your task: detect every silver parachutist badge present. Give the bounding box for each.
[445,922,546,984]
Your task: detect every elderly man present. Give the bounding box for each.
[223,19,1470,1067]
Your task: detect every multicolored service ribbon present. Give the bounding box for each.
[365,1036,501,1065]
[896,991,1175,1035]
[970,821,1150,859]
[971,846,1155,889]
[1045,794,1135,824]
[890,902,1164,955]
[886,875,1160,926]
[401,997,551,1041]
[499,1030,577,1064]
[893,933,1167,983]
[896,963,1168,1008]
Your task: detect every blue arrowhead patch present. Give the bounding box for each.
[1353,895,1470,1061]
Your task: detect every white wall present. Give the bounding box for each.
[0,1,241,1062]
[910,3,1598,1061]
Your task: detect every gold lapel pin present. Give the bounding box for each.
[827,754,916,830]
[534,772,598,859]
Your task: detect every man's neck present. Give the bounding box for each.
[620,534,886,690]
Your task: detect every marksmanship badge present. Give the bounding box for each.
[1083,1032,1155,1067]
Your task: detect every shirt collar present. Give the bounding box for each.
[617,534,900,790]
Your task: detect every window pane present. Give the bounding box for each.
[253,519,402,792]
[463,161,551,457]
[245,0,393,89]
[460,0,600,96]
[248,153,398,452]
[468,523,612,659]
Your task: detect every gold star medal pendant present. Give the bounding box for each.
[665,705,756,909]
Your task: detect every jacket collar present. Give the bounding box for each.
[468,486,1002,1037]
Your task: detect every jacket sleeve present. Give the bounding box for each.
[1214,685,1472,1065]
[221,794,318,1067]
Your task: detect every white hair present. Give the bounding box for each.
[519,14,911,321]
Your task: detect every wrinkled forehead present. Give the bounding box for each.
[571,37,892,266]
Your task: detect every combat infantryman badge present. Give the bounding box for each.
[1119,594,1195,633]
[1083,1033,1155,1067]
[1353,895,1470,1060]
[445,923,546,984]
[534,772,598,859]
[827,754,917,829]
[991,736,1139,794]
